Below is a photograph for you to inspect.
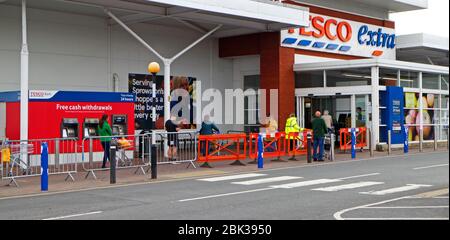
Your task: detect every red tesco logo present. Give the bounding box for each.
[300,16,353,43]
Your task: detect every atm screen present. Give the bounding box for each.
[114,116,126,124]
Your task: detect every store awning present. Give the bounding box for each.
[64,0,309,37]
[397,33,449,67]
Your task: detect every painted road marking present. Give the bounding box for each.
[312,182,384,192]
[337,173,380,180]
[364,206,448,209]
[360,184,432,196]
[178,188,273,202]
[231,176,303,186]
[337,217,449,220]
[197,173,267,182]
[412,188,448,198]
[413,164,449,170]
[42,211,102,220]
[270,179,342,189]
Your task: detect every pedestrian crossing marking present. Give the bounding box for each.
[232,176,303,186]
[312,181,384,192]
[270,179,342,189]
[198,173,267,182]
[360,184,433,196]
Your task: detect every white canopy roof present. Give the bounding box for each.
[66,0,309,37]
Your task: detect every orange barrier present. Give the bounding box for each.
[248,132,287,161]
[197,134,247,167]
[339,127,367,151]
[286,130,313,159]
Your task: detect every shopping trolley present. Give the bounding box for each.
[1,141,35,178]
[116,138,134,167]
[324,133,335,161]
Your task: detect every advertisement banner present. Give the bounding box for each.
[404,93,436,141]
[129,73,196,130]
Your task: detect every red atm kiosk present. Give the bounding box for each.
[0,90,135,144]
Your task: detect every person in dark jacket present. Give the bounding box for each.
[98,114,112,168]
[199,115,220,156]
[312,111,328,162]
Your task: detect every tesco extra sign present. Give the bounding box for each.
[281,14,396,59]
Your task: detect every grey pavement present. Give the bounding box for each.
[0,151,448,220]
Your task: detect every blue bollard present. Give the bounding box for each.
[351,128,356,159]
[404,126,409,154]
[41,142,49,192]
[257,134,264,169]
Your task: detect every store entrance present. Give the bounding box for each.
[296,94,370,134]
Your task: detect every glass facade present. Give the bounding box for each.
[326,68,372,87]
[295,71,324,88]
[400,71,419,88]
[297,65,449,144]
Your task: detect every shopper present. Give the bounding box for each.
[199,115,220,156]
[98,114,112,168]
[321,110,333,133]
[165,115,185,160]
[312,111,328,162]
[285,113,303,151]
[261,116,278,152]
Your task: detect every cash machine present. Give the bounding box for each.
[83,118,99,138]
[61,118,79,139]
[112,115,128,136]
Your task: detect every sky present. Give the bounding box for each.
[390,0,449,37]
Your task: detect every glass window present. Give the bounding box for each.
[422,73,440,90]
[400,71,419,88]
[326,68,371,87]
[244,75,260,133]
[296,71,324,88]
[379,68,398,86]
[441,75,449,90]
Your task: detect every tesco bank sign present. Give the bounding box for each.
[281,13,396,59]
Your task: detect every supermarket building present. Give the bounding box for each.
[0,0,448,148]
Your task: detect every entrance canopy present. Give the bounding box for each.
[64,0,309,37]
[397,33,449,67]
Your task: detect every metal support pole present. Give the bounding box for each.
[151,75,158,180]
[20,0,29,163]
[258,134,264,169]
[41,142,49,192]
[369,128,374,157]
[110,141,117,184]
[419,129,424,153]
[351,128,356,159]
[330,133,335,161]
[307,133,312,163]
[447,127,449,151]
[388,130,392,155]
[404,126,409,154]
[151,145,157,179]
[434,127,438,151]
[55,138,60,170]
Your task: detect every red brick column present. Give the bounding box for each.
[260,32,295,131]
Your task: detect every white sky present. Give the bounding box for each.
[390,0,449,37]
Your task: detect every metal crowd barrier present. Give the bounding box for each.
[81,133,151,179]
[0,138,78,187]
[197,133,248,168]
[339,127,367,152]
[154,130,198,168]
[248,132,287,162]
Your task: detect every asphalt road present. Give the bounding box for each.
[0,151,448,220]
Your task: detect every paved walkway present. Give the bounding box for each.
[0,147,447,198]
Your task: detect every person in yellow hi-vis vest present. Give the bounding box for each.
[1,147,11,163]
[285,113,304,151]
